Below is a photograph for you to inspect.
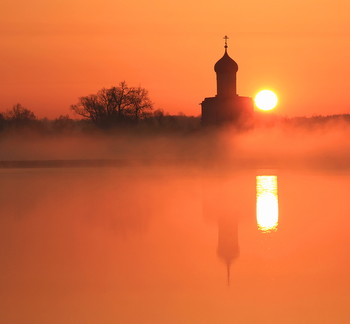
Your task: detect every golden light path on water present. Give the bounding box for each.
[256,175,279,233]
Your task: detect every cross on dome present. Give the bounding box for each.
[223,35,229,49]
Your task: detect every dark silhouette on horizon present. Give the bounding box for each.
[0,101,349,138]
[201,36,254,127]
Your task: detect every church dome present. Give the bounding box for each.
[214,50,238,73]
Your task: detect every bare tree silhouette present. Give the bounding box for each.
[71,81,153,128]
[5,103,36,123]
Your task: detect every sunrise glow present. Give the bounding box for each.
[256,175,279,233]
[254,90,278,111]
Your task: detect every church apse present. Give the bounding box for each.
[201,36,254,127]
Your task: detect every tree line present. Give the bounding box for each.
[0,82,200,135]
[1,81,350,135]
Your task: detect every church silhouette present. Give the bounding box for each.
[201,36,254,126]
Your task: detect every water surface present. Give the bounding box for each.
[1,167,349,323]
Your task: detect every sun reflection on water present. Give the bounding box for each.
[256,175,279,233]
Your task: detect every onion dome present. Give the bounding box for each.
[214,49,238,73]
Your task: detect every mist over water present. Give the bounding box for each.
[1,118,349,170]
[1,121,350,323]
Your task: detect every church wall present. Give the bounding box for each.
[201,96,254,126]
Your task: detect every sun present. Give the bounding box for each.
[254,90,278,111]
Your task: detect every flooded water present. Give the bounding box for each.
[1,166,350,323]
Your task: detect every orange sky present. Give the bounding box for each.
[1,0,349,118]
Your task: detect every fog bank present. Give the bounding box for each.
[0,119,350,170]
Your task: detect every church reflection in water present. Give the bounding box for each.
[256,175,279,233]
[217,214,239,285]
[202,173,279,285]
[201,176,241,286]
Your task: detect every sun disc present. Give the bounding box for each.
[255,90,278,111]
